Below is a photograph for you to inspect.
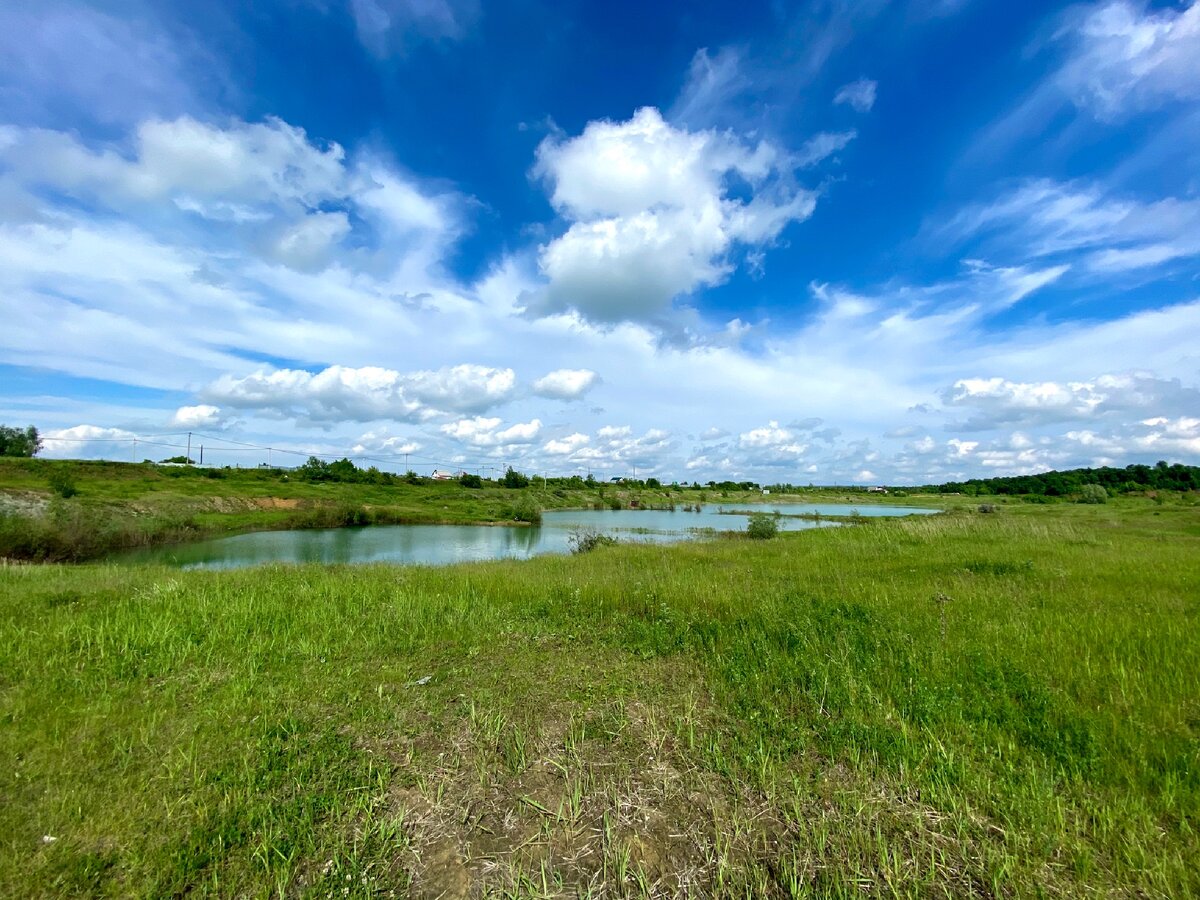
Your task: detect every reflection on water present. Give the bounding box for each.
[111,502,938,570]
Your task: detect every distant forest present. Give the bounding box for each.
[913,461,1200,497]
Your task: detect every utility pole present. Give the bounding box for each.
[200,445,204,466]
[187,432,192,465]
[268,447,272,467]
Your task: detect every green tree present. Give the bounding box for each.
[0,425,42,457]
[503,467,530,488]
[1078,483,1108,504]
[297,456,332,481]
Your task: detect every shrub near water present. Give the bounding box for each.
[567,526,618,553]
[746,511,779,539]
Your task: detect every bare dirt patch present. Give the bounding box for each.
[0,491,49,517]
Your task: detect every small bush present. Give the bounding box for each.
[568,528,617,554]
[459,473,483,488]
[746,512,778,540]
[47,469,78,498]
[1078,484,1108,504]
[509,497,542,525]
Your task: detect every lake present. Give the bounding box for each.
[111,503,939,570]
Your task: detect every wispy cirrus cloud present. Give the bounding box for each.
[833,78,877,112]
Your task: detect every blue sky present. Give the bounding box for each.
[1,0,1198,483]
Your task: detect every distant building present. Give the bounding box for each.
[610,476,625,483]
[431,469,454,480]
[867,486,889,493]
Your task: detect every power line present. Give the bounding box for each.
[41,428,611,480]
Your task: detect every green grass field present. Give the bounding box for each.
[1,495,1197,897]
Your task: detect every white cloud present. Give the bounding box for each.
[3,109,1199,486]
[943,373,1200,430]
[738,421,793,449]
[441,416,541,447]
[0,3,207,127]
[531,368,599,400]
[936,178,1200,271]
[833,78,877,112]
[544,433,590,455]
[266,212,352,271]
[796,130,857,167]
[2,116,347,210]
[169,404,228,429]
[735,421,810,466]
[204,364,517,424]
[669,47,751,128]
[40,424,140,460]
[351,429,420,456]
[597,425,632,439]
[1056,0,1200,119]
[0,117,462,275]
[527,107,816,325]
[348,0,479,56]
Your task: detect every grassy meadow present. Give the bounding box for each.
[1,495,1197,896]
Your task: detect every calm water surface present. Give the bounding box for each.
[112,503,938,570]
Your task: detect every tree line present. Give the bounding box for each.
[914,461,1200,497]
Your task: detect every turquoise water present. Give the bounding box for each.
[110,503,938,570]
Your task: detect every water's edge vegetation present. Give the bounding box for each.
[0,458,943,563]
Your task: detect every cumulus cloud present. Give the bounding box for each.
[169,404,229,429]
[3,116,346,211]
[40,424,140,459]
[441,416,541,447]
[833,78,877,112]
[204,364,516,423]
[543,432,590,455]
[532,368,599,400]
[0,116,462,273]
[736,421,809,466]
[351,429,421,456]
[942,373,1200,430]
[526,107,816,325]
[547,425,677,475]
